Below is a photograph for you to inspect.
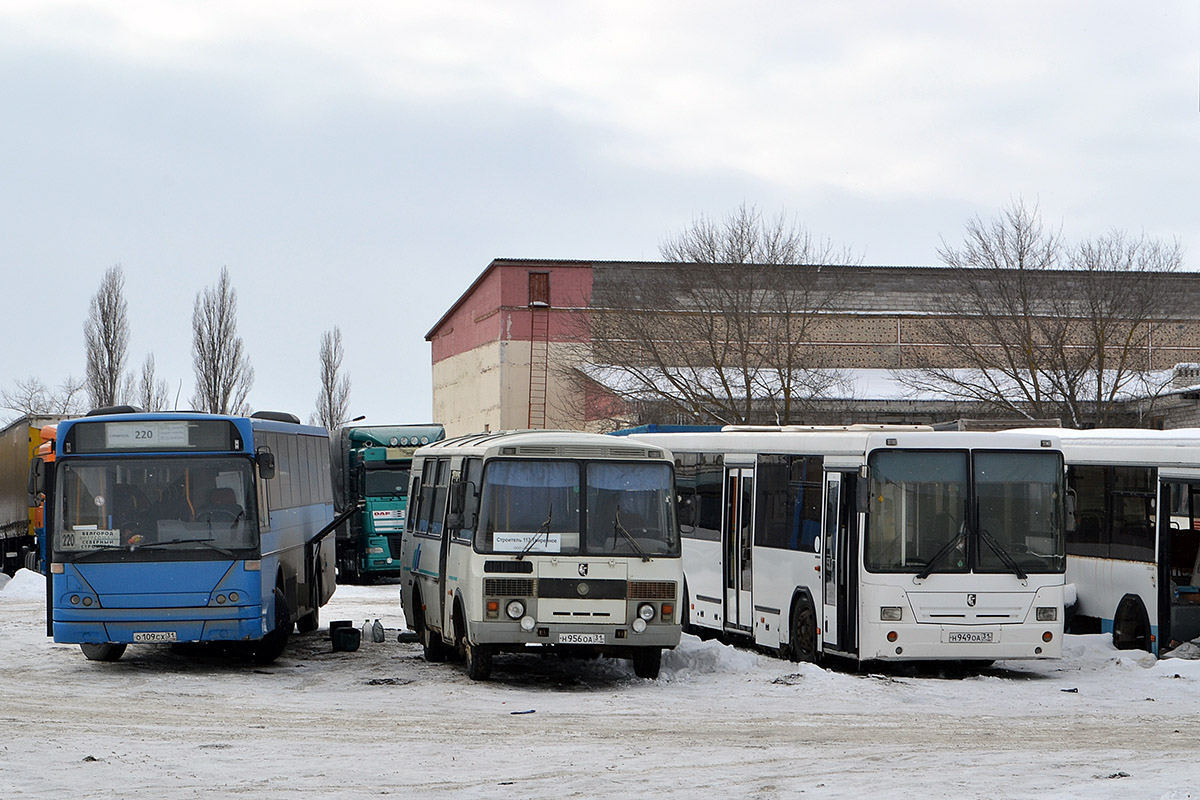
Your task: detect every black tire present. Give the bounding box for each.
[253,587,292,664]
[787,600,818,663]
[413,590,448,663]
[464,639,493,681]
[80,642,127,662]
[680,587,694,636]
[1112,595,1151,652]
[338,556,360,585]
[632,647,662,679]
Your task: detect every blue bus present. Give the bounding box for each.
[41,407,338,663]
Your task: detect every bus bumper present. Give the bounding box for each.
[857,621,1064,661]
[471,621,681,650]
[53,606,263,644]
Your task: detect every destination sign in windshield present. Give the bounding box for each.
[106,421,190,449]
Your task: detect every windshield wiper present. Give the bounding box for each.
[978,528,1028,581]
[516,506,553,561]
[137,538,238,559]
[613,506,651,562]
[916,521,967,580]
[65,544,128,562]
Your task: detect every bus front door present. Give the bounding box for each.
[1161,480,1200,651]
[723,466,754,633]
[823,471,859,656]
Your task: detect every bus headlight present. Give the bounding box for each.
[520,615,536,632]
[505,600,525,620]
[880,606,903,621]
[632,618,648,633]
[637,603,656,622]
[1036,606,1057,622]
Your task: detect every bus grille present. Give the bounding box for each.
[484,578,535,597]
[629,581,676,600]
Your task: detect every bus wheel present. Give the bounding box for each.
[414,592,448,663]
[253,588,292,664]
[80,643,127,662]
[464,640,493,681]
[1112,595,1150,652]
[632,647,662,679]
[787,601,818,663]
[681,586,694,636]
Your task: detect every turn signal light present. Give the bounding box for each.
[1042,631,1053,642]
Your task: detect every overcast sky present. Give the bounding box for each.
[2,2,1197,426]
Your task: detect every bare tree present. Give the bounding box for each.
[310,327,351,430]
[190,268,254,414]
[0,375,87,421]
[136,353,171,412]
[84,264,130,408]
[899,200,1184,427]
[583,205,857,426]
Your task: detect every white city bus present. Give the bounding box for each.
[399,430,683,680]
[1011,428,1200,655]
[622,426,1066,664]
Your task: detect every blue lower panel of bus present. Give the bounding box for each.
[54,608,262,644]
[53,560,266,644]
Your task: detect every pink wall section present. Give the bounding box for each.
[429,261,594,363]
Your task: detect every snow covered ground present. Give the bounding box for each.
[2,569,1198,800]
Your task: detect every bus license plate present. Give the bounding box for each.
[947,631,993,644]
[133,631,177,643]
[558,633,605,645]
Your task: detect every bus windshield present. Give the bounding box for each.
[866,450,968,573]
[974,451,1064,574]
[865,449,1064,575]
[53,457,258,559]
[364,467,409,498]
[476,460,679,557]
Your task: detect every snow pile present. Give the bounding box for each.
[659,634,764,680]
[0,568,45,600]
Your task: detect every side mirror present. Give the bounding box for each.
[1065,489,1077,534]
[257,450,276,479]
[27,459,44,499]
[856,475,870,514]
[677,496,695,528]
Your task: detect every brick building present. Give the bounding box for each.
[426,259,1200,435]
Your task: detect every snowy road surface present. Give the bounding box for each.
[2,570,1198,800]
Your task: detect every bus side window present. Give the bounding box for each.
[416,460,437,534]
[430,460,450,535]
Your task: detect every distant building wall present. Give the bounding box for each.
[428,260,1200,432]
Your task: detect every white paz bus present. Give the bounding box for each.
[399,430,683,680]
[622,426,1067,664]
